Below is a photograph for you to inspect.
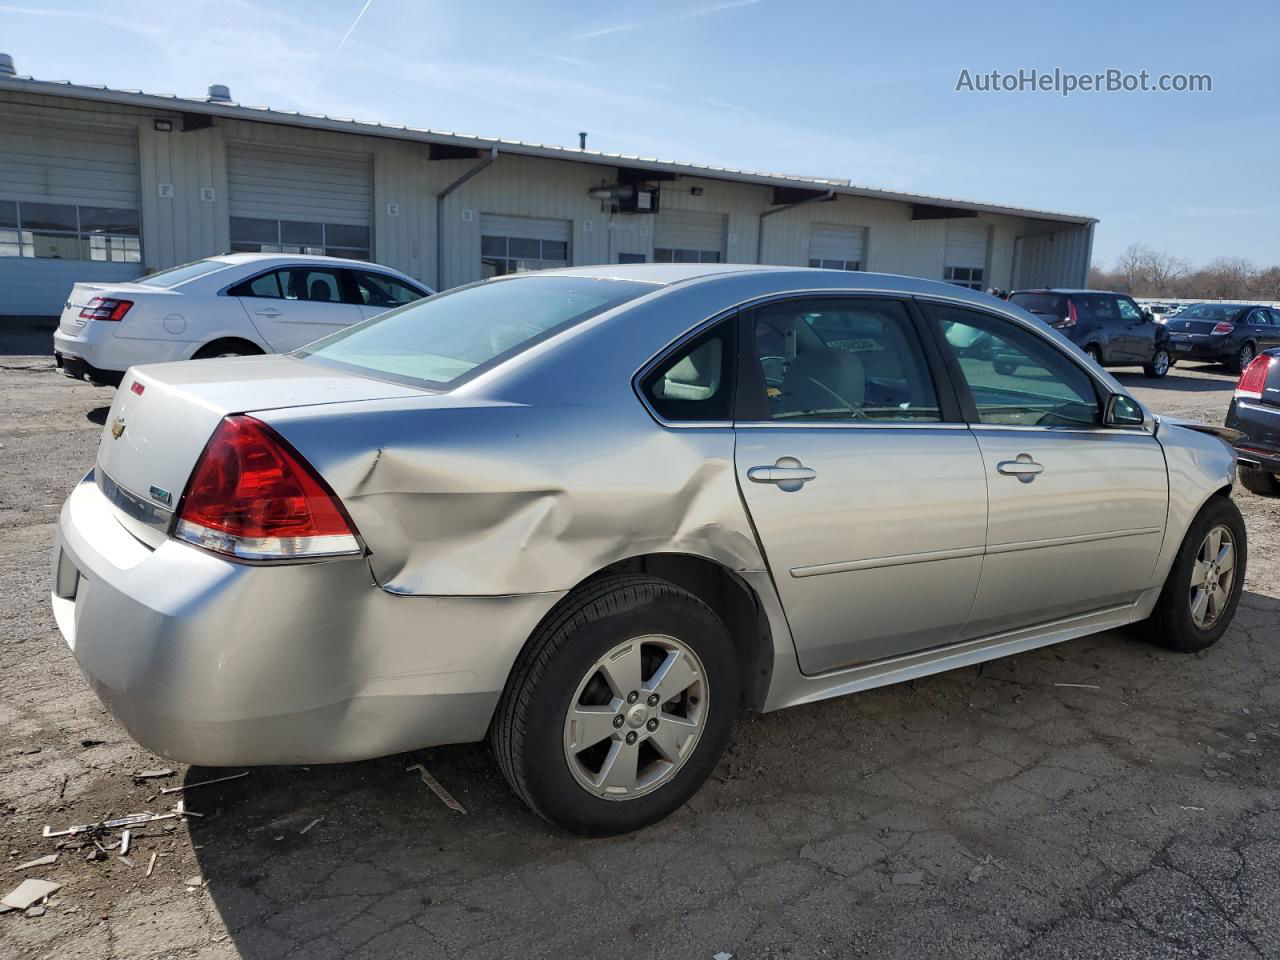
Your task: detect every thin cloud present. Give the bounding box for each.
[318,0,375,86]
[535,52,594,69]
[573,0,763,42]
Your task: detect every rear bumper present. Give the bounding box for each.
[52,475,564,766]
[1227,399,1280,472]
[1169,338,1229,361]
[53,325,193,385]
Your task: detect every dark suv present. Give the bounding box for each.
[1008,289,1173,378]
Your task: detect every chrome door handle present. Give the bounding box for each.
[997,454,1044,483]
[255,308,282,317]
[747,457,816,492]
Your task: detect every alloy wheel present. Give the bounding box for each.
[1153,350,1170,376]
[1240,344,1255,369]
[1189,524,1236,629]
[562,635,707,800]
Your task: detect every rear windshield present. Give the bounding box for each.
[1178,304,1240,321]
[135,259,232,288]
[299,275,654,389]
[1009,293,1067,316]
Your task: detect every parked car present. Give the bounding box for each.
[1007,289,1173,377]
[1165,303,1280,373]
[1225,348,1280,495]
[53,265,1246,835]
[53,253,431,386]
[1143,303,1175,323]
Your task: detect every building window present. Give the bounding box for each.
[0,199,140,262]
[654,248,721,264]
[944,266,984,290]
[808,258,861,271]
[230,217,370,260]
[481,235,569,277]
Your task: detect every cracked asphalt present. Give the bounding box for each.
[2,328,1280,960]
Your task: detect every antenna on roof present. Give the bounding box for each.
[207,83,233,103]
[0,53,15,79]
[578,131,588,150]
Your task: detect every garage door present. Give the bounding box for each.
[480,214,571,276]
[653,209,726,263]
[944,221,989,290]
[227,143,372,259]
[0,118,141,316]
[808,223,865,271]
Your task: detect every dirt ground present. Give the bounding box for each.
[2,328,1279,960]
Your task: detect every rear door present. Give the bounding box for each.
[233,266,361,351]
[1249,309,1280,351]
[923,302,1168,637]
[1079,294,1126,361]
[731,296,988,674]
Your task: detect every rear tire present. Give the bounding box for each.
[192,339,264,360]
[1143,348,1171,378]
[1227,342,1256,375]
[1141,496,1246,653]
[491,575,739,836]
[1239,465,1280,496]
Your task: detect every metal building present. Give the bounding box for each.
[0,57,1096,319]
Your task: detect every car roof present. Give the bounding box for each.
[209,252,407,272]
[1011,288,1122,296]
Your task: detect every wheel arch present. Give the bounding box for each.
[523,552,778,711]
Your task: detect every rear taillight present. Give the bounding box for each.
[1235,354,1274,400]
[1211,322,1235,335]
[173,415,361,561]
[79,297,133,321]
[1061,300,1078,328]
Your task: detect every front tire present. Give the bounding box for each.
[1141,497,1246,652]
[491,575,739,836]
[1144,348,1171,378]
[1239,465,1280,496]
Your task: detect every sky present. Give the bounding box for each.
[2,0,1277,269]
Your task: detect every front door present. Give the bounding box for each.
[1116,296,1156,362]
[236,266,362,352]
[925,302,1169,637]
[734,296,988,675]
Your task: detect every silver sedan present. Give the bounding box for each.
[52,265,1247,835]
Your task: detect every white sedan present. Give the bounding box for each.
[52,253,431,386]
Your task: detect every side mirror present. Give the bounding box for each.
[1105,394,1145,427]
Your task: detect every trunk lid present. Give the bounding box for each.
[95,355,427,546]
[57,282,170,335]
[1168,318,1232,336]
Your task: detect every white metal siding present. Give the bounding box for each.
[0,117,140,314]
[808,223,865,264]
[944,221,989,269]
[653,209,726,256]
[227,143,371,225]
[479,214,571,243]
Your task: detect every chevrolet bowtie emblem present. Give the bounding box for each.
[111,417,126,439]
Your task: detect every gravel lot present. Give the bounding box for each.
[3,328,1279,960]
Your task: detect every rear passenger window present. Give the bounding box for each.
[746,298,940,422]
[281,269,343,303]
[930,304,1101,427]
[350,270,424,308]
[229,271,283,298]
[1080,295,1118,321]
[642,322,736,422]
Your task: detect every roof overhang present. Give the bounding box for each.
[0,76,1098,226]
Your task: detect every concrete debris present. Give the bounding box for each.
[145,852,157,878]
[1204,766,1220,779]
[120,830,131,856]
[24,905,45,918]
[1054,682,1101,690]
[891,871,924,885]
[406,763,467,815]
[118,856,134,867]
[1245,732,1258,742]
[2,878,61,911]
[14,854,58,872]
[299,817,323,835]
[713,953,735,960]
[132,769,175,783]
[159,771,248,795]
[184,876,204,889]
[967,865,984,883]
